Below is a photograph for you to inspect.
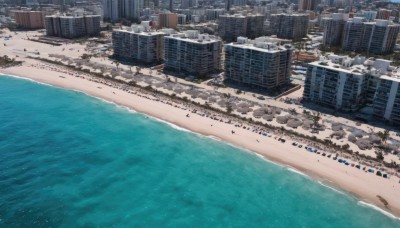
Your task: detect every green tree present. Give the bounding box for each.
[135,66,141,76]
[226,105,233,114]
[375,150,385,161]
[310,112,321,129]
[113,60,120,70]
[377,129,390,145]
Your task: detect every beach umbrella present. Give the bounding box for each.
[237,102,250,108]
[253,111,263,118]
[217,100,228,107]
[276,115,289,124]
[237,107,253,114]
[198,93,209,100]
[262,114,274,121]
[287,119,302,128]
[173,87,184,94]
[208,97,218,102]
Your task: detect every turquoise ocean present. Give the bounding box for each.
[1,75,400,227]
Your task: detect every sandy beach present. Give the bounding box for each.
[1,61,400,219]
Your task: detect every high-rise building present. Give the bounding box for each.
[218,14,246,42]
[225,0,231,11]
[14,11,45,29]
[205,9,225,21]
[372,75,400,125]
[322,13,349,47]
[181,0,197,9]
[112,22,165,64]
[45,15,101,38]
[298,0,320,11]
[303,55,370,112]
[144,0,159,9]
[342,18,400,54]
[246,15,267,39]
[177,14,187,25]
[270,13,309,40]
[123,0,143,20]
[158,12,178,29]
[225,37,293,90]
[103,0,123,21]
[303,54,400,124]
[217,14,265,42]
[103,0,144,21]
[376,9,392,20]
[164,30,222,77]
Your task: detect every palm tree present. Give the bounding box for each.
[226,104,233,114]
[135,66,141,76]
[113,60,120,70]
[310,112,321,129]
[377,129,390,145]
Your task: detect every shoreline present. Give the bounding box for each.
[1,64,400,220]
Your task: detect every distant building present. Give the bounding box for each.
[103,0,143,22]
[205,9,225,21]
[322,13,349,47]
[14,11,45,29]
[270,13,309,40]
[158,12,178,29]
[376,9,392,20]
[225,37,293,90]
[217,14,265,42]
[164,30,222,77]
[342,18,400,55]
[298,0,320,11]
[112,22,166,64]
[103,0,123,22]
[177,14,186,25]
[45,15,101,39]
[359,10,377,20]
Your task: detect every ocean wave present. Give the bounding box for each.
[317,180,346,195]
[287,167,309,178]
[252,153,280,166]
[206,135,222,142]
[146,115,192,133]
[358,201,400,220]
[1,73,56,88]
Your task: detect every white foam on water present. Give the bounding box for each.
[1,73,56,88]
[358,201,400,220]
[287,167,309,178]
[317,180,346,195]
[146,115,192,133]
[206,135,222,142]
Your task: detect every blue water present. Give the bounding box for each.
[0,75,399,227]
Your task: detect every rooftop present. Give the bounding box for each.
[309,54,400,80]
[164,30,221,44]
[225,36,292,53]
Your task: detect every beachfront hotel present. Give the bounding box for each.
[303,55,369,112]
[372,73,400,125]
[164,30,222,77]
[112,21,170,64]
[224,37,293,90]
[303,55,400,125]
[45,15,101,39]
